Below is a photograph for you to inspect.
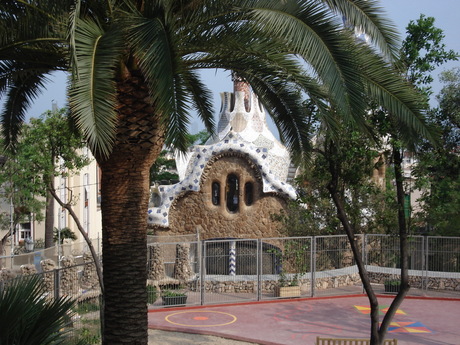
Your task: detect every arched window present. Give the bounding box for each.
[212,182,220,205]
[244,182,254,206]
[226,174,239,213]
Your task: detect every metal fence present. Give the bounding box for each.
[0,237,102,270]
[1,234,459,343]
[145,234,460,307]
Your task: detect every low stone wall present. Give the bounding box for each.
[180,271,460,294]
[183,273,361,294]
[368,271,460,291]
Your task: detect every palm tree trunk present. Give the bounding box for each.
[98,71,165,344]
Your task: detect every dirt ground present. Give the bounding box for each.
[148,329,258,345]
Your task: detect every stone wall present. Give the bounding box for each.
[0,253,101,298]
[80,252,99,290]
[184,274,362,294]
[152,154,289,239]
[60,256,78,295]
[183,272,460,294]
[368,272,460,291]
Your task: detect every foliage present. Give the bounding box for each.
[0,107,89,247]
[277,122,399,236]
[147,285,158,304]
[71,299,101,345]
[74,299,100,315]
[161,290,186,297]
[269,240,308,287]
[74,325,100,345]
[54,227,78,244]
[0,275,78,345]
[0,1,432,157]
[186,130,211,146]
[401,14,458,97]
[0,1,435,343]
[18,108,89,192]
[149,150,179,185]
[412,68,460,235]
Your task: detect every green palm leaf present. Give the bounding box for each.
[69,17,122,158]
[0,275,76,345]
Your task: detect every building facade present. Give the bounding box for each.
[148,80,297,239]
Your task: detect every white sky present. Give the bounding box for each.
[15,0,460,131]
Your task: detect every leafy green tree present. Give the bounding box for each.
[0,1,432,343]
[401,14,458,98]
[413,68,460,235]
[149,150,178,184]
[0,147,45,259]
[17,108,89,247]
[53,226,78,244]
[284,14,456,344]
[186,129,211,146]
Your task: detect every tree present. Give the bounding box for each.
[0,1,432,344]
[284,14,457,344]
[274,121,398,237]
[0,145,45,259]
[413,68,460,235]
[401,14,458,98]
[149,150,179,184]
[18,108,89,245]
[0,275,78,345]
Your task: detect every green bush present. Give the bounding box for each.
[147,285,158,304]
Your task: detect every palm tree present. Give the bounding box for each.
[0,275,77,345]
[0,1,432,344]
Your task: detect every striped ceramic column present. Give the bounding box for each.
[229,241,236,276]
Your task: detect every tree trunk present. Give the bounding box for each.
[378,146,410,339]
[325,143,383,345]
[44,187,55,248]
[326,140,411,345]
[98,71,165,345]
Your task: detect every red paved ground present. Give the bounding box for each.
[148,295,460,345]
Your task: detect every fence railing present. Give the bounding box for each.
[0,237,102,270]
[145,234,460,307]
[1,234,459,341]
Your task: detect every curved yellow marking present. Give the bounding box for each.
[165,310,237,327]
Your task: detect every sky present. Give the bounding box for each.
[15,0,460,131]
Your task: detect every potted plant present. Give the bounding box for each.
[384,279,401,293]
[274,271,302,297]
[161,289,188,306]
[271,240,308,298]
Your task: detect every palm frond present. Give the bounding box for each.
[322,0,401,59]
[179,69,215,136]
[128,14,177,121]
[0,275,76,345]
[246,1,367,126]
[69,17,122,158]
[356,44,435,147]
[1,73,50,148]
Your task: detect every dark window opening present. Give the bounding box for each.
[212,182,220,205]
[226,174,239,213]
[244,182,254,206]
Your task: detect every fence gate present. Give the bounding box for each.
[202,239,259,305]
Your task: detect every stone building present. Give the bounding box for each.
[148,79,298,240]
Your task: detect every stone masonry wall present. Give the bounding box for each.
[153,154,289,239]
[186,274,361,294]
[368,271,460,291]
